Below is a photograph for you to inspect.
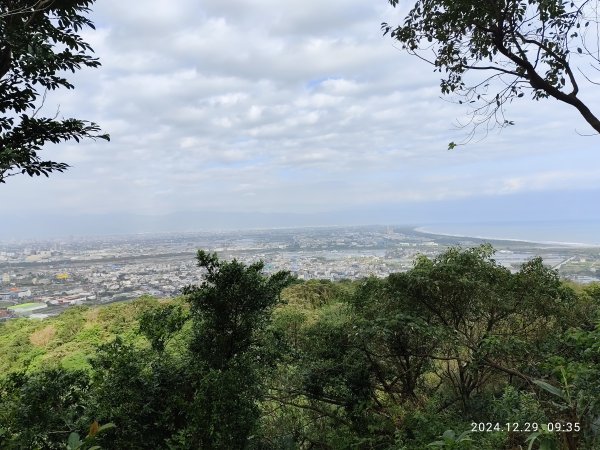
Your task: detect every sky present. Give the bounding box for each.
[1,0,600,239]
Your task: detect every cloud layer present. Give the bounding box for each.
[1,0,599,236]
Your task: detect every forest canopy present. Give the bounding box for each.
[1,247,599,449]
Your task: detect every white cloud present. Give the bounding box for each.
[0,0,599,231]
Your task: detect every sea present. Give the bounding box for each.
[417,220,600,247]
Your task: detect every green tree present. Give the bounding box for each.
[269,300,393,449]
[179,250,294,449]
[389,246,572,410]
[0,369,91,449]
[268,246,584,448]
[138,302,188,352]
[383,0,600,142]
[534,321,600,449]
[350,276,440,402]
[0,0,108,183]
[89,337,192,450]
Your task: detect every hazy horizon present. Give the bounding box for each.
[1,0,599,241]
[2,188,598,241]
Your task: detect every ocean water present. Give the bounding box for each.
[418,221,600,246]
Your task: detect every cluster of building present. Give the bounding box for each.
[1,226,599,320]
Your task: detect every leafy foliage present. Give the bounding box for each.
[1,248,599,449]
[66,421,115,450]
[428,429,473,448]
[138,302,188,352]
[88,337,192,449]
[179,250,294,449]
[383,0,600,139]
[267,246,596,449]
[0,0,108,183]
[0,297,159,375]
[0,369,91,449]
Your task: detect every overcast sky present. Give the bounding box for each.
[1,0,599,239]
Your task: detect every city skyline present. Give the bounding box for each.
[2,225,598,321]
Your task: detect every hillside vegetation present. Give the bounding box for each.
[0,246,599,449]
[0,297,173,374]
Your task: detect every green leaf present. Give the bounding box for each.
[526,432,541,450]
[97,422,116,433]
[457,430,473,442]
[67,432,82,450]
[533,379,565,399]
[442,429,456,441]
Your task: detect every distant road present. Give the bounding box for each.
[553,256,576,270]
[0,251,198,269]
[0,247,298,269]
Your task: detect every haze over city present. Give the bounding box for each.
[1,0,599,239]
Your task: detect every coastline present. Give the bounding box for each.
[413,226,600,248]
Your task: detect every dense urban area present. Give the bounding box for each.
[1,225,598,320]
